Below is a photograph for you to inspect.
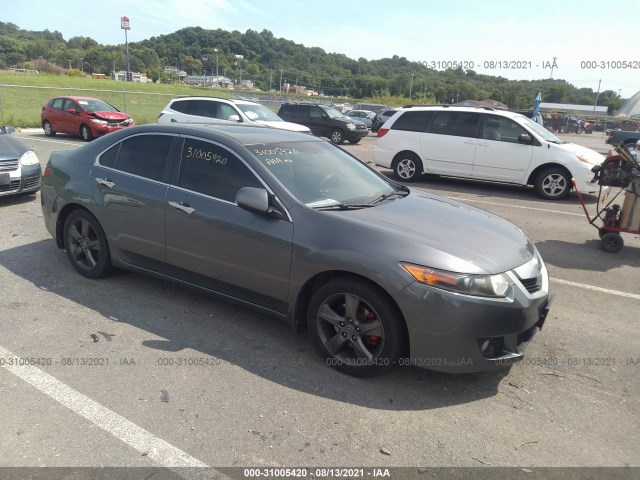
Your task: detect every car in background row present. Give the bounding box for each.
[41,96,135,141]
[373,105,604,200]
[0,125,41,197]
[347,110,374,129]
[41,123,549,377]
[158,97,311,133]
[371,108,398,133]
[278,103,368,144]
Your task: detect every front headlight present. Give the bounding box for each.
[346,123,356,131]
[19,150,40,167]
[401,263,512,298]
[90,118,108,124]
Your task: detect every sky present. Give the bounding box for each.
[4,0,639,98]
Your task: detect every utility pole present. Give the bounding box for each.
[593,79,601,113]
[279,68,283,97]
[408,73,416,99]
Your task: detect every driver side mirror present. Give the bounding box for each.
[236,187,284,219]
[66,108,77,114]
[228,114,241,122]
[518,133,533,144]
[1,125,16,134]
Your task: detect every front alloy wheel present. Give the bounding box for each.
[534,167,571,200]
[308,278,406,377]
[330,129,344,144]
[80,124,93,142]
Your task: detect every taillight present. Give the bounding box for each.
[377,128,389,138]
[43,164,52,177]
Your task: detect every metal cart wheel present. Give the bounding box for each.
[600,233,624,253]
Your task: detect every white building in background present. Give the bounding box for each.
[113,70,150,83]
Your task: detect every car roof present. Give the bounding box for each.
[400,105,522,118]
[100,122,323,148]
[50,96,103,101]
[170,96,258,106]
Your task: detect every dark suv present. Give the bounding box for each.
[277,103,368,144]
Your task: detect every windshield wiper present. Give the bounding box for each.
[369,189,410,205]
[313,203,375,211]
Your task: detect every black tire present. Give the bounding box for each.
[601,233,624,253]
[534,167,571,200]
[393,153,423,182]
[329,129,344,145]
[307,278,406,377]
[43,121,56,137]
[80,124,93,142]
[348,138,361,144]
[63,209,113,278]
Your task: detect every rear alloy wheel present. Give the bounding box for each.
[63,209,112,278]
[393,153,423,182]
[308,278,406,377]
[601,233,624,253]
[80,124,93,142]
[330,129,344,145]
[534,167,571,200]
[43,121,56,137]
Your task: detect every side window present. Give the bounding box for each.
[391,111,434,132]
[115,134,173,182]
[310,107,323,119]
[63,99,78,112]
[170,100,190,114]
[218,103,239,121]
[51,98,64,110]
[178,138,262,202]
[189,100,217,118]
[429,112,480,137]
[482,115,529,143]
[99,144,120,168]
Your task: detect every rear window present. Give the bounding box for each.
[170,100,191,114]
[391,111,434,132]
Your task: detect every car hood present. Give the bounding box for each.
[89,111,131,121]
[255,120,311,133]
[554,142,604,166]
[0,135,29,160]
[346,191,535,274]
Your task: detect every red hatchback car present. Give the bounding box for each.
[41,96,135,141]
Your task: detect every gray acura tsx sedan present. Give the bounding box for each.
[41,123,550,376]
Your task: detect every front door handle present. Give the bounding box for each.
[95,178,115,189]
[168,201,195,215]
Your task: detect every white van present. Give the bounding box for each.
[373,106,604,199]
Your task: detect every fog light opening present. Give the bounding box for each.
[480,340,491,353]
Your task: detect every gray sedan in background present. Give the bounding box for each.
[41,123,550,377]
[0,125,41,197]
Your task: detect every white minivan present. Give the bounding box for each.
[373,106,604,199]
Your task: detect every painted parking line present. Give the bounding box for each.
[0,345,229,480]
[16,136,81,147]
[550,277,640,300]
[453,197,584,216]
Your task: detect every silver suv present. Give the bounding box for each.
[158,97,310,133]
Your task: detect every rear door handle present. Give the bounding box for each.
[95,178,115,189]
[168,201,195,215]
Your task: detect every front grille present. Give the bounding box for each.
[0,180,20,192]
[24,176,41,189]
[107,119,131,127]
[519,276,541,294]
[0,159,19,172]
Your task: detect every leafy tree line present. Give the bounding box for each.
[0,22,626,113]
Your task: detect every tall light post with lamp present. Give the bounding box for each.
[235,54,243,89]
[121,16,131,81]
[214,48,219,87]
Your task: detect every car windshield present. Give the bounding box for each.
[78,99,119,113]
[250,140,398,207]
[323,107,348,119]
[238,103,283,122]
[516,115,563,143]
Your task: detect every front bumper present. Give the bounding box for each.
[345,128,369,141]
[92,122,135,138]
[0,164,41,197]
[394,275,550,373]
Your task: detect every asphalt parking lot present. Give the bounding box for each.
[0,129,638,479]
